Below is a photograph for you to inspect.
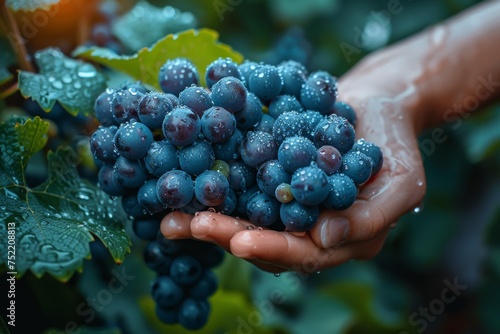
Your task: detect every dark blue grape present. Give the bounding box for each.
[234,185,260,216]
[246,192,281,227]
[190,270,218,299]
[215,188,237,215]
[248,65,283,101]
[182,240,225,268]
[253,113,275,134]
[94,88,118,126]
[314,114,355,154]
[138,179,165,214]
[205,58,242,89]
[290,165,330,206]
[114,120,153,160]
[240,131,278,169]
[159,58,199,95]
[340,150,373,185]
[121,81,149,94]
[144,140,179,178]
[268,95,303,119]
[233,92,263,130]
[144,241,171,273]
[113,157,148,188]
[155,305,178,325]
[162,106,201,147]
[178,299,210,330]
[272,111,308,145]
[228,161,256,192]
[302,110,325,140]
[212,128,244,161]
[90,125,118,162]
[165,93,179,108]
[280,200,319,232]
[309,70,337,86]
[277,136,316,173]
[278,60,308,75]
[179,139,215,176]
[151,275,184,307]
[194,170,229,206]
[138,92,173,129]
[178,85,213,117]
[157,234,185,255]
[316,145,342,175]
[323,173,357,210]
[238,60,260,88]
[210,76,247,113]
[352,138,383,175]
[277,62,307,98]
[170,255,202,285]
[200,106,236,143]
[121,191,145,218]
[156,170,194,208]
[178,196,208,215]
[300,77,337,115]
[330,101,356,127]
[111,87,144,124]
[132,218,160,241]
[98,164,126,196]
[256,160,291,196]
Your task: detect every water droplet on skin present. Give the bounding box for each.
[274,273,281,277]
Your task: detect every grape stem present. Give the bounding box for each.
[0,2,35,72]
[0,81,19,99]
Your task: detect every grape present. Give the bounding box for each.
[277,136,316,173]
[279,60,308,75]
[300,77,337,115]
[314,114,355,154]
[215,188,237,214]
[238,60,260,88]
[277,62,307,98]
[316,145,342,175]
[138,92,173,129]
[228,161,256,192]
[200,106,236,143]
[268,95,303,119]
[290,165,330,206]
[98,164,126,196]
[280,200,319,232]
[189,270,218,299]
[309,70,337,86]
[323,173,357,210]
[94,88,118,126]
[151,276,184,307]
[122,191,145,218]
[246,192,281,227]
[179,139,215,176]
[137,179,165,214]
[272,111,308,145]
[352,138,384,175]
[155,305,178,325]
[157,234,184,255]
[302,110,325,140]
[253,113,276,134]
[234,185,260,216]
[114,120,153,160]
[122,81,149,94]
[340,150,373,185]
[144,140,179,178]
[133,218,160,241]
[194,170,229,206]
[240,131,278,169]
[162,106,201,147]
[275,183,293,203]
[156,170,194,208]
[233,92,263,130]
[111,87,144,124]
[213,128,244,162]
[178,85,213,117]
[164,93,179,108]
[144,241,172,273]
[90,126,118,163]
[330,101,356,127]
[170,255,203,285]
[210,76,247,112]
[256,160,291,196]
[211,160,230,178]
[178,299,210,330]
[205,58,242,89]
[159,58,199,95]
[248,65,283,101]
[113,157,148,188]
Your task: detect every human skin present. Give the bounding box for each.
[161,1,500,273]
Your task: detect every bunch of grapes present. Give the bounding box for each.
[90,56,382,329]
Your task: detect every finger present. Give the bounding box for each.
[160,211,194,239]
[229,229,388,272]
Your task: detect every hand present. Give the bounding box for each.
[160,58,427,274]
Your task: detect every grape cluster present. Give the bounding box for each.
[90,56,382,329]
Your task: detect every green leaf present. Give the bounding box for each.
[6,0,59,12]
[73,28,244,89]
[112,1,197,52]
[0,38,16,85]
[18,48,107,116]
[214,253,252,295]
[0,117,131,282]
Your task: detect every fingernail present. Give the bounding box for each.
[320,217,349,248]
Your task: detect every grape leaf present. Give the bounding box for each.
[73,28,244,89]
[0,38,16,85]
[6,0,59,12]
[0,117,131,282]
[112,1,197,52]
[18,48,107,116]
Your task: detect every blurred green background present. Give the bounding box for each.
[1,0,500,333]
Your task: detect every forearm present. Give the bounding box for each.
[341,1,500,133]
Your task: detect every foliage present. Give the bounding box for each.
[6,0,60,12]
